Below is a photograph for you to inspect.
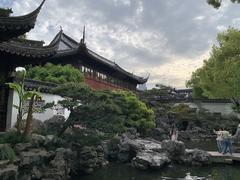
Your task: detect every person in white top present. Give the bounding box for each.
[213,129,223,153]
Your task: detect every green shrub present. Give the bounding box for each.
[0,131,30,145]
[27,63,84,84]
[54,85,156,137]
[169,104,196,118]
[63,129,110,146]
[0,145,16,162]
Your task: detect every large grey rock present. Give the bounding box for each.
[107,137,120,160]
[44,135,55,146]
[122,128,139,139]
[117,140,134,163]
[132,152,170,170]
[44,148,73,180]
[19,149,52,167]
[134,139,162,152]
[0,164,18,180]
[151,128,169,141]
[119,136,145,152]
[0,160,10,169]
[31,166,42,179]
[31,134,46,147]
[44,115,65,134]
[183,149,211,165]
[76,146,108,174]
[78,146,98,174]
[96,145,109,166]
[116,136,152,163]
[117,150,131,163]
[14,143,32,154]
[161,140,185,159]
[32,119,45,131]
[117,136,167,166]
[17,148,73,180]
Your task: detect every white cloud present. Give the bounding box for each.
[2,0,238,89]
[232,18,240,28]
[216,25,227,32]
[137,50,210,89]
[194,16,206,21]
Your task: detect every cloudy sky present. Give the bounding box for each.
[1,0,240,88]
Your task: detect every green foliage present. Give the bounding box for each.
[63,129,109,146]
[52,82,91,104]
[232,103,240,113]
[0,131,30,145]
[207,0,240,8]
[0,145,15,162]
[170,104,196,119]
[52,83,155,136]
[32,63,155,136]
[27,63,84,84]
[7,74,41,135]
[73,90,155,135]
[187,28,240,100]
[115,90,155,135]
[167,104,239,132]
[142,85,173,97]
[207,0,222,8]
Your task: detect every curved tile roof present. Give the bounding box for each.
[86,48,148,84]
[0,0,45,41]
[55,32,148,84]
[0,30,62,58]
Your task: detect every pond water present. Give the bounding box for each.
[79,163,240,180]
[77,141,240,180]
[184,140,218,151]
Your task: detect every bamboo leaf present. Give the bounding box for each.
[6,83,22,95]
[12,104,19,109]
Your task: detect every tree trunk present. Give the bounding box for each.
[24,95,35,137]
[16,98,23,133]
[57,111,76,137]
[16,114,22,133]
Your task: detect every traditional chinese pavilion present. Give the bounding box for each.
[0,0,148,131]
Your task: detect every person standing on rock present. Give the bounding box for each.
[213,129,223,153]
[171,127,178,141]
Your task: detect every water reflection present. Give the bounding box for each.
[79,163,240,180]
[162,172,207,179]
[78,141,239,180]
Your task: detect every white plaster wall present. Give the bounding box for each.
[9,90,70,128]
[177,102,239,117]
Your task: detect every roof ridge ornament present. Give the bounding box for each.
[79,26,86,50]
[83,25,85,43]
[0,8,13,17]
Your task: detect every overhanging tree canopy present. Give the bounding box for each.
[187,28,240,110]
[207,0,240,8]
[52,83,155,136]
